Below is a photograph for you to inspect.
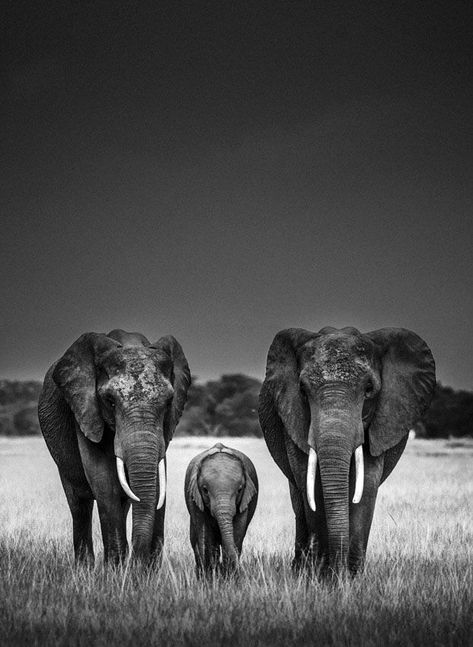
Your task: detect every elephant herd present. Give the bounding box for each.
[37,326,435,576]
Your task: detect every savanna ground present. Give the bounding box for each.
[0,436,472,647]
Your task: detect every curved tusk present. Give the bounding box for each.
[156,458,166,510]
[116,456,140,502]
[352,445,364,504]
[306,447,317,512]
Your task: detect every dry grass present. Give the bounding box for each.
[0,436,472,646]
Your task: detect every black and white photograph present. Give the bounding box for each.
[1,2,472,645]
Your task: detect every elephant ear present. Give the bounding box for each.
[261,328,314,454]
[187,458,204,511]
[153,335,191,445]
[52,333,120,443]
[366,328,436,456]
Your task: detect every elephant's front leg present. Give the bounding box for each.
[97,496,130,565]
[77,433,129,565]
[285,438,327,572]
[60,474,95,565]
[290,481,328,573]
[150,503,165,566]
[289,481,309,570]
[348,449,384,574]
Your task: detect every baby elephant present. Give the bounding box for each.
[184,443,258,575]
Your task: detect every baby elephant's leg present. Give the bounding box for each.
[191,516,220,577]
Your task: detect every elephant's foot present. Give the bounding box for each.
[195,561,222,580]
[314,556,363,581]
[74,547,95,569]
[292,553,336,583]
[347,555,365,576]
[292,543,326,575]
[346,542,366,576]
[194,553,238,579]
[195,564,205,579]
[220,559,240,579]
[194,552,219,579]
[129,546,162,568]
[103,538,129,567]
[291,553,306,573]
[105,549,128,567]
[148,537,164,568]
[293,538,365,579]
[292,551,314,573]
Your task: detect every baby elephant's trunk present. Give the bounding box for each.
[213,497,239,568]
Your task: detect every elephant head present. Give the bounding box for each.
[187,443,258,567]
[52,329,190,556]
[260,326,435,568]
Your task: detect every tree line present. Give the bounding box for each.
[0,377,471,438]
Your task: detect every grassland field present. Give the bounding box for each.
[0,435,472,646]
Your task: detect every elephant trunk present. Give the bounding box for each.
[213,498,239,569]
[317,441,351,569]
[120,429,164,559]
[309,395,364,570]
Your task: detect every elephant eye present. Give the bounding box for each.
[201,485,208,494]
[365,382,374,398]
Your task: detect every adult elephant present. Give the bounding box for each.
[258,326,435,574]
[38,329,190,565]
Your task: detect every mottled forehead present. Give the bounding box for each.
[102,348,172,400]
[300,331,375,383]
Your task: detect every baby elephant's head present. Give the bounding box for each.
[189,444,257,518]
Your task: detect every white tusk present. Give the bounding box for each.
[156,458,166,510]
[116,456,140,502]
[306,447,317,512]
[352,445,364,504]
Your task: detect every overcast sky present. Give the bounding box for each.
[2,2,472,389]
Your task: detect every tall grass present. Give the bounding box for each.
[0,436,472,646]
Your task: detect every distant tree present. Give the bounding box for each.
[176,374,262,437]
[184,378,207,409]
[0,415,15,436]
[422,382,473,438]
[175,405,213,436]
[0,380,42,406]
[205,374,261,403]
[13,406,41,436]
[214,389,261,437]
[0,380,43,436]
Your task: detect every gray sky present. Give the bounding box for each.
[2,2,472,389]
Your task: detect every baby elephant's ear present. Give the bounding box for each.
[239,473,257,513]
[188,462,204,511]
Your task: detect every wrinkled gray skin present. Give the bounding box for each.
[259,326,435,575]
[38,329,190,565]
[185,443,258,576]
